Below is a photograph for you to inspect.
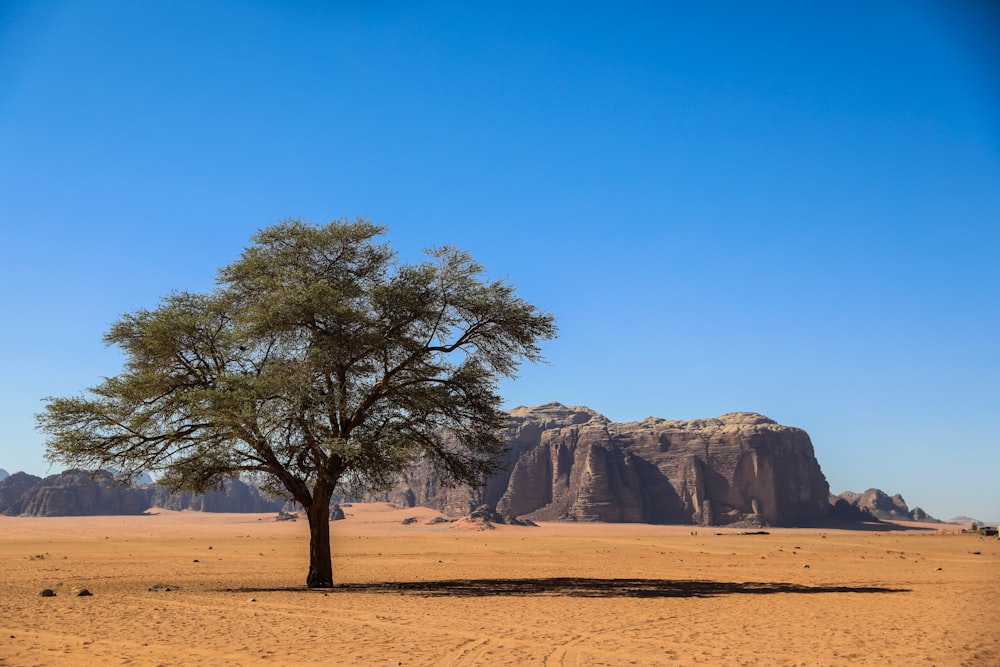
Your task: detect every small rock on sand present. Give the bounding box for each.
[148,583,180,592]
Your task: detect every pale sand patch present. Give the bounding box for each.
[1,505,996,666]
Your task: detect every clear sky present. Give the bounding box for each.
[2,1,998,521]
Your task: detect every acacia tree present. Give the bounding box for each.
[37,218,556,587]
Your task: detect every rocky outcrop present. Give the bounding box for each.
[828,495,878,522]
[834,488,937,522]
[0,472,44,515]
[12,470,148,516]
[384,403,832,527]
[6,407,923,527]
[145,479,285,513]
[0,470,285,516]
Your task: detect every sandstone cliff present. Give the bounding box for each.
[146,480,286,513]
[0,470,285,516]
[1,404,841,525]
[0,472,43,516]
[833,488,935,522]
[384,403,832,527]
[6,470,148,517]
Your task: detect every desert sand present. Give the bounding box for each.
[1,504,997,666]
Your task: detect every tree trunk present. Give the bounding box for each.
[304,485,334,588]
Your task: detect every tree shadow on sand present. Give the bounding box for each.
[224,578,909,598]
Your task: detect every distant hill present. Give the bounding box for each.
[0,468,8,481]
[832,488,937,522]
[947,515,998,528]
[0,469,286,516]
[948,515,980,526]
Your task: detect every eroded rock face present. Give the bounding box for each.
[2,404,834,525]
[146,479,285,513]
[0,470,285,515]
[0,472,43,516]
[15,470,148,517]
[833,488,935,521]
[386,403,832,527]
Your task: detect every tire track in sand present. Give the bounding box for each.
[439,637,491,666]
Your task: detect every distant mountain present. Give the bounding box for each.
[377,403,832,527]
[378,404,959,528]
[1,405,955,525]
[0,468,9,481]
[0,469,286,516]
[145,480,287,513]
[946,516,998,528]
[0,472,43,515]
[15,470,148,516]
[948,515,980,526]
[833,488,937,522]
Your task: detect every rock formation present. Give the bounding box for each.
[4,405,936,528]
[0,472,43,515]
[833,488,936,522]
[145,479,285,513]
[5,470,147,516]
[383,403,832,527]
[828,495,876,522]
[0,470,285,516]
[15,470,148,516]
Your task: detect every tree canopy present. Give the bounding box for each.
[37,218,556,586]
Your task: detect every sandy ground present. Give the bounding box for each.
[1,504,997,666]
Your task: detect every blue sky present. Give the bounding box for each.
[2,1,997,521]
